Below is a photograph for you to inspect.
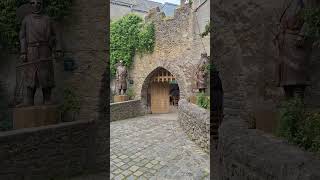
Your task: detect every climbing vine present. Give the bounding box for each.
[110,14,155,76]
[200,22,213,38]
[0,0,73,51]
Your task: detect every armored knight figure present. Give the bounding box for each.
[195,53,209,93]
[16,0,62,107]
[116,60,128,95]
[274,0,310,99]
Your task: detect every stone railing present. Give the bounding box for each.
[218,118,320,179]
[110,100,145,121]
[0,120,95,180]
[178,99,209,153]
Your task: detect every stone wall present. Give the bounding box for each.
[217,118,320,179]
[111,100,145,121]
[0,0,108,129]
[213,0,320,179]
[213,0,320,126]
[0,120,94,180]
[178,99,209,153]
[129,2,210,105]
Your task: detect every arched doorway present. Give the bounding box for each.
[145,68,180,114]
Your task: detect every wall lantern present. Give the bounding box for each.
[63,57,76,71]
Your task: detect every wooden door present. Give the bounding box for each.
[150,82,170,113]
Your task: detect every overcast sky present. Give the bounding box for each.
[151,0,180,5]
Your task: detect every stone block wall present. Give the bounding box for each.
[218,118,320,179]
[111,100,145,121]
[129,2,210,105]
[178,99,209,153]
[212,0,320,179]
[0,121,94,180]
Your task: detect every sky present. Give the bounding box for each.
[150,0,180,5]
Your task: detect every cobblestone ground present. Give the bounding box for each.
[110,113,209,180]
[70,113,209,180]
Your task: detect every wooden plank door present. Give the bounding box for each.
[150,82,170,113]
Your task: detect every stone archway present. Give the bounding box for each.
[141,66,183,113]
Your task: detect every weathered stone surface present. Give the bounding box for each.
[111,100,145,121]
[178,99,209,153]
[213,1,320,179]
[109,113,209,179]
[129,2,210,108]
[13,105,59,129]
[0,120,94,180]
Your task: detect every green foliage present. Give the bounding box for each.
[276,97,320,154]
[200,22,212,38]
[196,92,210,109]
[188,0,193,6]
[277,98,305,142]
[126,87,135,100]
[301,8,320,40]
[58,87,80,115]
[0,0,73,51]
[110,14,155,76]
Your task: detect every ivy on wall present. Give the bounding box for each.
[0,0,72,51]
[110,14,155,76]
[200,22,212,38]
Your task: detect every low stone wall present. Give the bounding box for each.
[178,99,209,153]
[0,120,94,180]
[110,100,145,121]
[218,118,320,179]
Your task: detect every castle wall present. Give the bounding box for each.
[129,2,210,102]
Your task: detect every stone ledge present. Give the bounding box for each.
[0,120,93,137]
[111,100,145,121]
[178,99,209,153]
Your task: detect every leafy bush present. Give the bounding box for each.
[0,0,73,51]
[126,87,135,100]
[110,14,155,76]
[0,118,13,131]
[276,97,320,154]
[58,87,80,122]
[196,92,210,109]
[302,8,320,40]
[277,98,306,143]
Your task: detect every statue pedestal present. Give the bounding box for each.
[114,95,129,103]
[13,105,59,129]
[188,96,197,104]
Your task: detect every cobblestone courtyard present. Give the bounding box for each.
[70,113,209,180]
[110,113,210,180]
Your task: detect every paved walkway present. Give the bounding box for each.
[110,113,209,180]
[70,113,209,180]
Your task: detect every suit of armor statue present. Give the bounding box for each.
[274,0,310,99]
[17,0,62,107]
[196,53,209,93]
[116,60,128,95]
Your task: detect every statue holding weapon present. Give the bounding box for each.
[15,0,62,107]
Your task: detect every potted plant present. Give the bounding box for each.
[59,88,80,122]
